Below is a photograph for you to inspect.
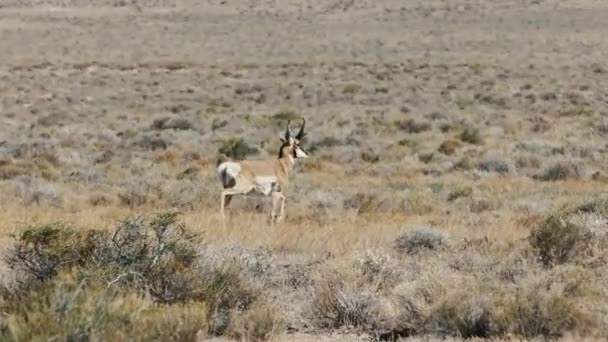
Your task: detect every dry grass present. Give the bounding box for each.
[2,0,608,340]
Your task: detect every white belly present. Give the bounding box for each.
[253,176,277,195]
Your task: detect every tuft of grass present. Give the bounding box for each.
[394,226,447,255]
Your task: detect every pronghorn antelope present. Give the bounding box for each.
[217,119,308,223]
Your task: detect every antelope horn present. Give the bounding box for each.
[295,118,306,140]
[284,120,291,140]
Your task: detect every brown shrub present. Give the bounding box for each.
[459,127,483,145]
[394,119,432,134]
[438,140,462,155]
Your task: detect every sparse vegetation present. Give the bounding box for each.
[1,1,608,340]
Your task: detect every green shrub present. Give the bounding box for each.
[218,138,259,160]
[6,223,107,281]
[4,212,260,339]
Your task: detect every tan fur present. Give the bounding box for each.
[217,121,307,224]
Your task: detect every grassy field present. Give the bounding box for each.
[1,0,608,341]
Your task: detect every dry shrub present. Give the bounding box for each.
[343,192,380,214]
[4,212,264,339]
[447,186,472,202]
[429,287,494,338]
[495,267,597,339]
[530,214,590,265]
[535,160,584,181]
[228,302,282,341]
[515,154,542,169]
[459,127,483,145]
[134,134,169,151]
[394,226,447,255]
[117,177,162,207]
[498,291,591,339]
[11,176,63,207]
[394,119,432,133]
[0,159,58,181]
[355,250,401,289]
[438,140,462,155]
[529,199,608,265]
[6,222,105,281]
[151,116,193,130]
[310,265,382,331]
[161,179,206,210]
[389,271,449,336]
[476,154,510,174]
[424,270,595,339]
[0,271,209,341]
[402,191,436,215]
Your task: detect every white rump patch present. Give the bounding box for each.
[217,161,241,179]
[254,176,277,196]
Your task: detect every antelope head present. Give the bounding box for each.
[279,119,308,159]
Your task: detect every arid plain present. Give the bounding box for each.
[1,0,608,341]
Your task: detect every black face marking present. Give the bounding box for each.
[278,140,305,159]
[278,141,290,158]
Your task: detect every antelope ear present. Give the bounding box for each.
[280,137,286,143]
